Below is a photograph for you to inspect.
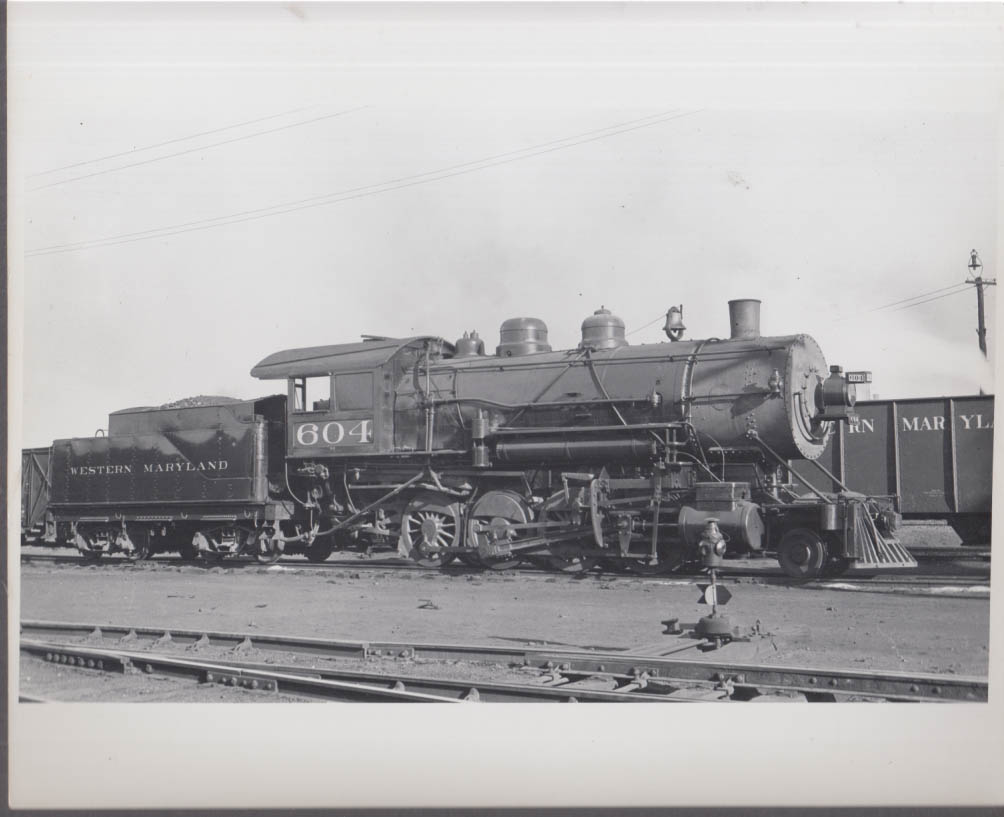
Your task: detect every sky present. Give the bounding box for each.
[9,3,1003,447]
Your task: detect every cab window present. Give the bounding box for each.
[335,373,374,411]
[291,376,331,412]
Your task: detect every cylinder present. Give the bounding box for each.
[678,502,765,551]
[728,299,761,340]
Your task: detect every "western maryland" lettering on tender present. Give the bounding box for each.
[68,460,229,476]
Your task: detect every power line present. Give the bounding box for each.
[868,282,969,312]
[28,109,684,254]
[28,104,317,178]
[28,106,370,192]
[887,285,973,312]
[26,109,702,258]
[626,312,667,336]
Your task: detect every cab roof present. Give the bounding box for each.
[250,336,454,380]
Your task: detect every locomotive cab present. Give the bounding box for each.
[251,336,456,458]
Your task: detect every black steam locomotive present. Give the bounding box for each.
[25,299,916,578]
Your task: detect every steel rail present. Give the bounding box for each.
[20,640,714,703]
[19,551,991,589]
[20,640,462,703]
[20,620,988,702]
[21,548,991,573]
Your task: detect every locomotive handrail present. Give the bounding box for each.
[685,389,777,403]
[491,422,687,436]
[428,395,655,411]
[421,343,793,374]
[747,432,832,504]
[802,449,851,493]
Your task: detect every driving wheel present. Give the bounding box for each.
[466,490,531,570]
[540,504,597,574]
[399,493,462,567]
[621,541,687,575]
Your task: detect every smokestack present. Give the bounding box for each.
[728,299,761,340]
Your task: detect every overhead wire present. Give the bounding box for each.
[26,109,702,258]
[868,282,970,312]
[28,108,692,255]
[625,312,667,337]
[28,104,317,178]
[886,284,975,312]
[28,106,370,191]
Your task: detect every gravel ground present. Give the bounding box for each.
[18,542,990,703]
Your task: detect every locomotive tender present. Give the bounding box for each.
[28,299,916,578]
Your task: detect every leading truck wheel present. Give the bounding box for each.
[776,528,828,580]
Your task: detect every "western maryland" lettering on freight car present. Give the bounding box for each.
[848,414,993,434]
[68,460,229,476]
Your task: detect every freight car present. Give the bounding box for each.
[21,447,55,545]
[789,395,993,545]
[21,299,916,578]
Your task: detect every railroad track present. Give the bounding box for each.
[20,551,991,593]
[19,620,988,703]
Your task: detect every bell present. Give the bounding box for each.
[663,305,686,342]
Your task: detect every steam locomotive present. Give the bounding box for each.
[25,299,916,579]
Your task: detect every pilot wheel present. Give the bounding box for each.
[776,527,828,580]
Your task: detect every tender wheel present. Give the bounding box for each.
[304,537,335,563]
[776,528,828,580]
[399,493,462,567]
[74,530,105,562]
[255,530,284,564]
[541,505,597,574]
[123,530,152,562]
[467,491,531,570]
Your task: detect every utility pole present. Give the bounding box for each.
[966,249,996,358]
